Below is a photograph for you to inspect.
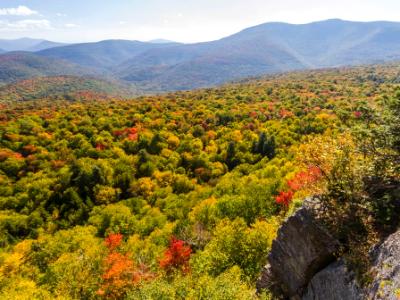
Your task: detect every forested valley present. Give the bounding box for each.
[0,65,399,299]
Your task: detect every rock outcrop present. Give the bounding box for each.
[256,263,283,296]
[257,199,400,300]
[258,198,340,298]
[268,206,340,298]
[368,230,400,300]
[303,260,364,300]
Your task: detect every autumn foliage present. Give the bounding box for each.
[287,166,322,191]
[113,127,139,141]
[98,233,153,299]
[104,233,123,250]
[159,237,192,273]
[275,166,322,207]
[0,65,395,298]
[275,190,294,207]
[96,143,106,151]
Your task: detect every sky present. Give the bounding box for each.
[0,0,400,43]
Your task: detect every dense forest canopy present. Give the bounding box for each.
[0,65,399,299]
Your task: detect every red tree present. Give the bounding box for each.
[96,143,106,151]
[275,166,321,207]
[98,233,153,299]
[275,190,294,207]
[104,233,123,250]
[159,237,192,273]
[113,127,139,141]
[287,166,322,191]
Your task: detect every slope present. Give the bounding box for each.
[0,52,98,84]
[115,19,400,90]
[37,40,179,71]
[0,75,137,102]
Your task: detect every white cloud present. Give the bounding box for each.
[0,19,52,31]
[65,23,78,28]
[56,13,67,17]
[0,5,38,16]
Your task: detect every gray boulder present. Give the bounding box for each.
[266,199,340,298]
[303,260,365,300]
[257,196,400,300]
[303,229,400,300]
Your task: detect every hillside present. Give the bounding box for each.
[0,52,99,84]
[37,40,179,71]
[0,64,398,299]
[0,76,138,102]
[230,19,400,67]
[115,39,304,90]
[114,19,400,90]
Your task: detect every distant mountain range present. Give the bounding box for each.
[37,40,179,71]
[2,19,400,91]
[0,38,67,52]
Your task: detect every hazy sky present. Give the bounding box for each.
[0,0,399,43]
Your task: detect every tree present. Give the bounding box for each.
[253,132,276,159]
[226,141,239,170]
[159,237,192,274]
[98,233,153,299]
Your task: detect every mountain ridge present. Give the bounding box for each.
[2,19,400,90]
[113,19,400,90]
[0,38,67,52]
[36,39,179,70]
